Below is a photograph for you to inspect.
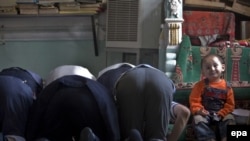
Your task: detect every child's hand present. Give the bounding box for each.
[196,108,209,116]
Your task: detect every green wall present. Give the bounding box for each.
[0,40,119,79]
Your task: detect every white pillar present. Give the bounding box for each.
[163,0,184,78]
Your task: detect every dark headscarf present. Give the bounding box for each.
[0,67,43,94]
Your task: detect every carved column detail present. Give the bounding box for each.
[165,0,183,45]
[231,48,242,81]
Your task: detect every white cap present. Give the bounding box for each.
[45,65,96,86]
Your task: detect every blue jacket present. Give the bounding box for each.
[27,75,120,141]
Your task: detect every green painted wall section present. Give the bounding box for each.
[0,40,121,79]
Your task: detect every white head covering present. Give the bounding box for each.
[45,65,96,86]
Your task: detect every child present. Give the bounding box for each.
[189,54,235,141]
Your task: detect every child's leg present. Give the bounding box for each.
[4,135,26,141]
[167,104,191,141]
[193,115,216,141]
[219,114,235,141]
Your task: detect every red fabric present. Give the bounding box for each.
[182,11,235,45]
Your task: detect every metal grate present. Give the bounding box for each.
[107,0,139,42]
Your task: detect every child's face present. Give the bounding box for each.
[202,56,225,82]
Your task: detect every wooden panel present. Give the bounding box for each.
[184,0,250,17]
[184,0,225,9]
[237,0,250,7]
[230,0,250,17]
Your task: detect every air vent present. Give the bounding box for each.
[107,0,139,42]
[106,0,162,49]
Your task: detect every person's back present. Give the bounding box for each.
[0,67,43,141]
[26,65,120,141]
[98,63,176,140]
[97,63,135,95]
